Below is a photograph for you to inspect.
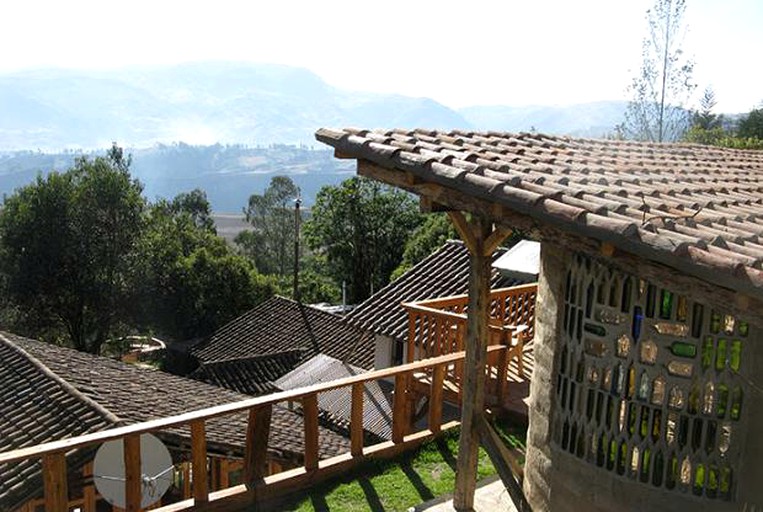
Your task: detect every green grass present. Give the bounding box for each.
[274,423,525,512]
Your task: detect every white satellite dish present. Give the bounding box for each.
[93,433,174,509]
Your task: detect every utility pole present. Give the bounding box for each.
[293,197,301,302]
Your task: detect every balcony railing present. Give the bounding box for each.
[0,346,514,512]
[402,283,537,401]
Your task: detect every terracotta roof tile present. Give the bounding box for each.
[192,296,376,370]
[317,129,763,298]
[0,332,351,509]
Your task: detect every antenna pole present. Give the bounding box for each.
[293,197,301,302]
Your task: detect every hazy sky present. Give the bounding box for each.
[3,0,761,113]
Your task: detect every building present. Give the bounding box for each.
[316,128,763,511]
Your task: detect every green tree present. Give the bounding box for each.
[239,176,301,276]
[0,146,145,353]
[391,213,458,280]
[132,194,275,341]
[737,107,763,140]
[304,177,422,303]
[623,0,695,142]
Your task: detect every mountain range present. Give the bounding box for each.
[0,61,629,151]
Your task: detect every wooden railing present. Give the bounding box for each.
[0,346,511,512]
[402,283,538,398]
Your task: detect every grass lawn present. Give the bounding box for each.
[274,420,526,512]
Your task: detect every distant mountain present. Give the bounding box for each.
[458,101,628,138]
[0,62,470,150]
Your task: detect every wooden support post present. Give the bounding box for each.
[407,312,417,364]
[42,452,68,512]
[453,214,493,511]
[123,434,142,512]
[392,372,409,443]
[245,405,272,484]
[303,394,320,471]
[351,383,365,456]
[429,364,446,434]
[219,459,230,488]
[83,462,96,512]
[191,420,209,503]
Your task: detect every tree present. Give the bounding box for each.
[623,0,695,142]
[391,213,458,280]
[737,107,763,140]
[304,177,422,303]
[239,176,301,276]
[0,146,145,353]
[131,194,275,341]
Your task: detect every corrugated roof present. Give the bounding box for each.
[0,332,351,509]
[345,240,523,343]
[276,354,394,441]
[192,296,376,369]
[317,128,763,300]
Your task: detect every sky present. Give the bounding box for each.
[2,0,761,113]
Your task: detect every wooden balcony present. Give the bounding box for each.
[403,283,537,415]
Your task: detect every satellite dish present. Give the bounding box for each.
[93,433,174,509]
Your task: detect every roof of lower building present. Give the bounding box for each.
[345,239,523,342]
[317,128,763,300]
[275,354,394,441]
[0,332,350,510]
[190,350,304,396]
[192,296,376,370]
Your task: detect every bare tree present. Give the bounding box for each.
[623,0,695,142]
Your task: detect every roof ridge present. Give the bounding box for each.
[0,332,122,425]
[199,349,304,367]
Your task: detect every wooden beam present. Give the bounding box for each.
[191,420,209,503]
[478,416,531,511]
[454,215,492,511]
[483,226,513,257]
[244,405,272,484]
[83,462,96,512]
[303,395,320,471]
[124,434,142,512]
[420,196,452,213]
[42,452,67,512]
[447,211,478,255]
[351,383,364,457]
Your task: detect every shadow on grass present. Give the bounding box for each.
[435,438,458,473]
[400,460,435,502]
[358,476,385,512]
[309,492,330,512]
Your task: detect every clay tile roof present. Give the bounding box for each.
[345,240,525,343]
[190,350,303,396]
[0,332,350,509]
[317,129,763,299]
[192,296,376,370]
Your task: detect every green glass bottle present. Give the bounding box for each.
[716,384,729,419]
[669,341,697,358]
[716,339,728,371]
[719,466,732,500]
[738,320,749,337]
[694,463,706,496]
[706,465,718,499]
[730,387,743,421]
[652,450,665,487]
[701,336,714,370]
[640,448,651,483]
[607,438,617,471]
[640,405,649,439]
[666,453,678,490]
[710,311,721,333]
[660,290,674,320]
[729,340,742,372]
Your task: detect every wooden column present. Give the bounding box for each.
[303,394,320,471]
[191,420,208,503]
[448,212,507,511]
[42,452,68,512]
[351,383,365,456]
[123,434,142,512]
[245,405,272,484]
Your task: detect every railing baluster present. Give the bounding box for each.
[407,311,417,364]
[303,394,319,471]
[392,371,408,443]
[429,364,445,434]
[42,452,67,512]
[245,405,272,483]
[190,420,208,503]
[124,434,142,512]
[351,383,364,456]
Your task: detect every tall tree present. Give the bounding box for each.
[623,0,695,142]
[239,176,301,276]
[304,177,421,303]
[737,107,763,140]
[0,146,145,353]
